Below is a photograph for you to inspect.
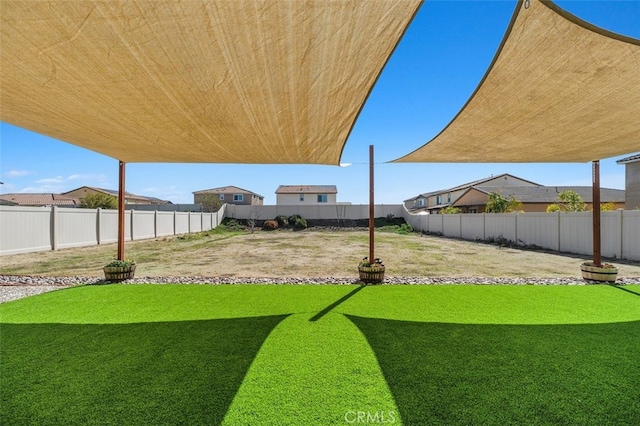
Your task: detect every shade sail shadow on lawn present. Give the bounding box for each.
[309,285,366,322]
[0,315,288,425]
[347,315,640,425]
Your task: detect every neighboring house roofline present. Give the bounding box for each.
[616,153,640,164]
[403,173,541,202]
[192,185,264,198]
[452,185,625,206]
[275,185,338,194]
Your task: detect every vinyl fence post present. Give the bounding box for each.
[130,208,135,241]
[51,206,58,251]
[97,208,102,245]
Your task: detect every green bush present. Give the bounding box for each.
[275,215,289,227]
[293,217,307,229]
[288,214,302,224]
[262,220,279,231]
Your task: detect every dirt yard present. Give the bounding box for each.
[2,228,639,278]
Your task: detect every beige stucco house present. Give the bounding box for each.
[404,174,539,214]
[275,185,337,205]
[452,186,625,213]
[193,186,264,206]
[617,154,640,210]
[62,186,169,205]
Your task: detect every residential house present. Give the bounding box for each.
[452,186,625,213]
[0,193,80,207]
[404,174,540,214]
[276,185,337,205]
[617,153,640,210]
[62,186,170,205]
[193,186,264,206]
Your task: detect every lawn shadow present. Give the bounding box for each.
[347,315,640,425]
[1,315,288,425]
[608,284,640,297]
[309,285,366,322]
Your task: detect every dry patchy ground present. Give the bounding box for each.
[2,228,639,279]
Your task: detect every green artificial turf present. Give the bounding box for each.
[1,284,639,425]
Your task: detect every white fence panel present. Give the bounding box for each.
[156,212,175,237]
[601,211,622,259]
[175,212,190,235]
[189,212,202,233]
[517,213,559,251]
[0,206,51,255]
[622,211,640,261]
[442,214,462,238]
[429,214,444,234]
[99,210,131,244]
[559,212,592,256]
[56,207,98,249]
[461,214,485,240]
[132,210,156,240]
[485,214,517,241]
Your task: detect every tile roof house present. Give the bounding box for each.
[404,174,540,214]
[193,186,264,206]
[617,153,640,210]
[61,186,171,205]
[275,185,338,205]
[0,193,80,207]
[452,186,625,213]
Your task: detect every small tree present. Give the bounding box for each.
[557,190,587,212]
[198,194,223,212]
[548,190,587,212]
[441,206,461,214]
[79,192,118,209]
[485,192,522,213]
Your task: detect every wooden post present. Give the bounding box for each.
[592,160,601,267]
[369,145,374,263]
[117,161,126,260]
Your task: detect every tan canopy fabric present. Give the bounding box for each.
[395,0,640,163]
[0,0,421,164]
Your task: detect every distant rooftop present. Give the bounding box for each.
[276,185,338,194]
[0,193,79,206]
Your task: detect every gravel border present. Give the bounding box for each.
[2,274,639,304]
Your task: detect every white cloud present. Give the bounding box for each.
[36,176,65,184]
[2,170,31,178]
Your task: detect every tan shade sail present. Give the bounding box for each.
[395,0,640,163]
[0,0,421,164]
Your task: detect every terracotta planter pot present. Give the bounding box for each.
[103,264,136,282]
[580,263,618,283]
[358,266,385,284]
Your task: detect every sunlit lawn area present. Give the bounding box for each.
[2,284,639,425]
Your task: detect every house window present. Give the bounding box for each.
[436,195,442,205]
[317,194,328,203]
[233,194,243,202]
[219,194,224,200]
[418,199,425,207]
[447,194,451,203]
[300,194,304,202]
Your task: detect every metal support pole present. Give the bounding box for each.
[117,161,126,260]
[592,160,601,267]
[369,145,374,263]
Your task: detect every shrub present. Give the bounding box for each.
[275,215,289,227]
[262,220,279,231]
[288,214,302,224]
[293,217,307,229]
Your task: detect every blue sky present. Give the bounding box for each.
[1,0,639,205]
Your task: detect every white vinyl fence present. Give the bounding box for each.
[402,207,640,261]
[225,204,404,221]
[0,205,226,256]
